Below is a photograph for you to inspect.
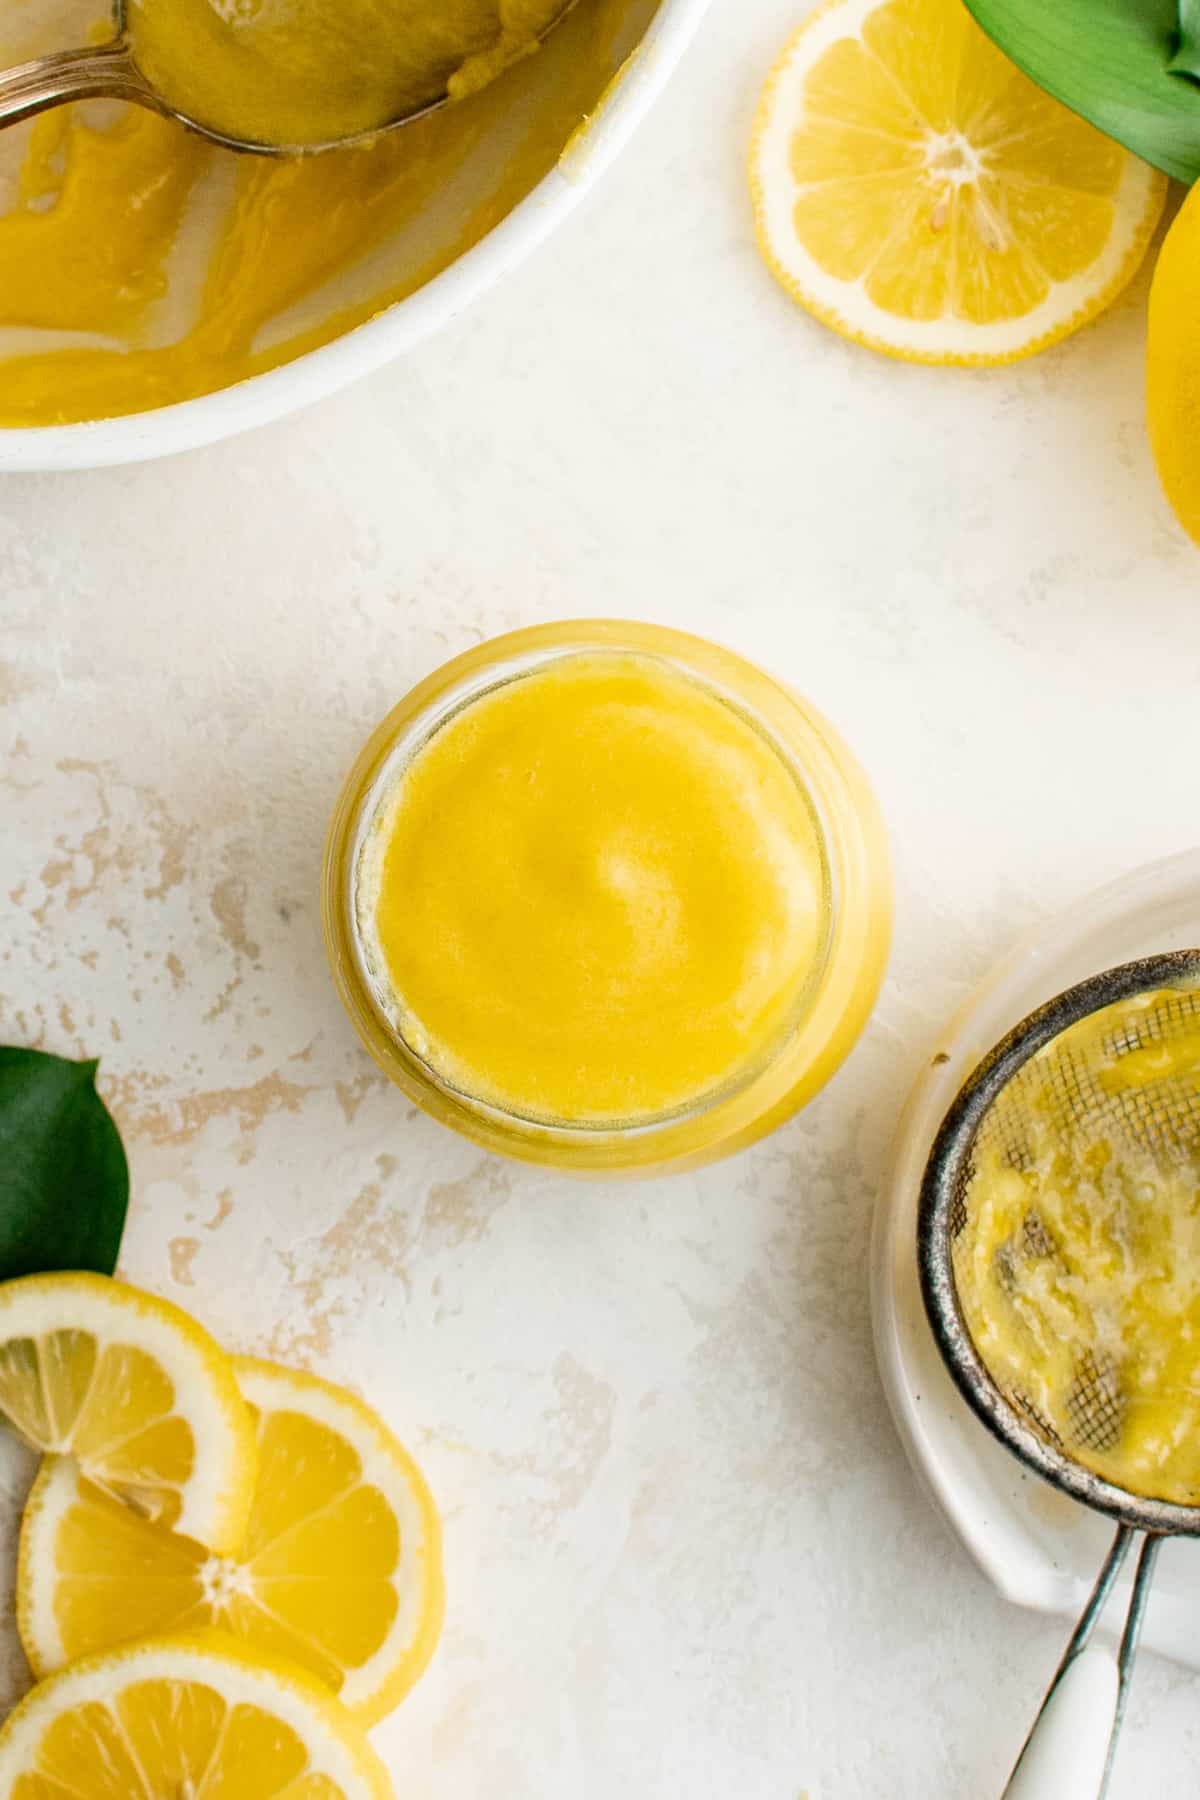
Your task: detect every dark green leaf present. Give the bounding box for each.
[1169,0,1200,79]
[964,0,1200,184]
[0,1049,128,1280]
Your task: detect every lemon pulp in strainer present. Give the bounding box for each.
[953,988,1200,1506]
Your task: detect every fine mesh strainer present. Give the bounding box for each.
[918,951,1200,1800]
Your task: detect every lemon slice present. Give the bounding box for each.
[749,0,1166,364]
[0,1273,254,1554]
[19,1356,444,1726]
[0,1630,392,1798]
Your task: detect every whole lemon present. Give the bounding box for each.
[1148,184,1200,545]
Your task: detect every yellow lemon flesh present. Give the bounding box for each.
[354,650,831,1126]
[0,1274,254,1554]
[19,1357,443,1725]
[0,1632,392,1799]
[1148,181,1200,546]
[750,0,1166,364]
[126,0,565,148]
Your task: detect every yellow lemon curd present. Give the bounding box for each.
[355,652,829,1125]
[126,0,566,148]
[0,0,652,426]
[955,991,1200,1506]
[324,622,893,1172]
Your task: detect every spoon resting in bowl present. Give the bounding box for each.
[0,0,578,155]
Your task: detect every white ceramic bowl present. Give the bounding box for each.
[0,0,709,472]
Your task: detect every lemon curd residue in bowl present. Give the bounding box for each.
[0,0,656,427]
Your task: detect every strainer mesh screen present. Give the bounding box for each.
[949,987,1200,1485]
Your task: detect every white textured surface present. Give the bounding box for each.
[1,1,1198,1794]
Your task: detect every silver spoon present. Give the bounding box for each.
[0,0,577,156]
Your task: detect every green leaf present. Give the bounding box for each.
[0,1049,128,1280]
[1169,0,1200,79]
[964,0,1200,184]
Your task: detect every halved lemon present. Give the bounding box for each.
[19,1356,444,1726]
[750,0,1166,364]
[0,1273,253,1553]
[0,1631,392,1799]
[1147,180,1200,546]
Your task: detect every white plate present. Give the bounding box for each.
[870,850,1200,1668]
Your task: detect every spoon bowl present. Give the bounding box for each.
[0,0,577,155]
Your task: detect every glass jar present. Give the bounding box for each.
[322,620,892,1173]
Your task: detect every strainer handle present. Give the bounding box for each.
[1003,1526,1160,1800]
[1003,1644,1118,1800]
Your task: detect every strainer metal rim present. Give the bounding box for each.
[918,949,1200,1540]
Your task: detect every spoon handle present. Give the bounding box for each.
[0,43,153,130]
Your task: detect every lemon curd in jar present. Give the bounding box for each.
[323,623,892,1172]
